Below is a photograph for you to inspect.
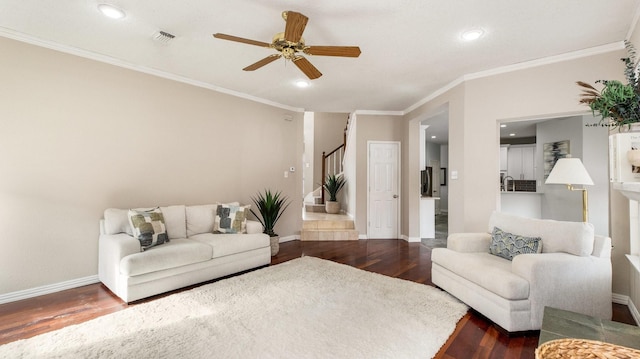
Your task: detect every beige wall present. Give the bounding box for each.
[313,112,348,188]
[404,49,629,293]
[0,37,303,295]
[355,114,403,235]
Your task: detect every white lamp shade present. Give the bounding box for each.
[545,158,594,186]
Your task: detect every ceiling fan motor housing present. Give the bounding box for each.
[272,32,306,59]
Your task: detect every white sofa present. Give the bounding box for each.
[99,204,270,302]
[431,211,612,332]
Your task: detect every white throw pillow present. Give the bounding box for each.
[103,208,132,235]
[185,204,217,237]
[160,205,186,239]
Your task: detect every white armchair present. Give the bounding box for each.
[431,211,612,332]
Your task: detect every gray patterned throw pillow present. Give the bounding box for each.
[128,207,169,251]
[489,226,542,260]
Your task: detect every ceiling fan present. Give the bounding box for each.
[213,11,361,80]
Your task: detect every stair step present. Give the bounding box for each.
[304,203,326,213]
[300,229,359,241]
[302,219,355,230]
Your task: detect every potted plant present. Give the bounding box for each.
[323,174,346,214]
[250,189,290,256]
[577,41,640,131]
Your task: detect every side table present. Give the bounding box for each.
[539,306,640,350]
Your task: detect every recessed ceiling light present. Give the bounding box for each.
[295,80,310,88]
[500,124,507,128]
[98,4,126,19]
[509,133,516,137]
[461,28,484,41]
[431,135,437,139]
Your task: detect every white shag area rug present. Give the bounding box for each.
[1,256,468,359]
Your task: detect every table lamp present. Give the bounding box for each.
[545,157,594,222]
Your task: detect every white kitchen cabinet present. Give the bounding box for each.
[500,145,509,172]
[507,145,535,180]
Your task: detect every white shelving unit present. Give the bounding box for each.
[612,182,640,324]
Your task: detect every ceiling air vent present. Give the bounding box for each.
[152,31,175,44]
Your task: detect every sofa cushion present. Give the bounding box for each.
[120,238,213,276]
[488,212,594,257]
[214,204,249,234]
[189,233,269,258]
[128,208,169,251]
[186,204,217,237]
[489,226,542,260]
[104,208,133,235]
[160,205,186,239]
[432,248,530,300]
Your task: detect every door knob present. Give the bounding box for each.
[393,195,398,198]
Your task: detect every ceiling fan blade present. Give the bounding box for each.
[243,54,282,71]
[284,11,308,43]
[293,56,322,80]
[213,33,271,48]
[304,46,361,57]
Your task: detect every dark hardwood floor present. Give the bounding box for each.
[0,239,635,358]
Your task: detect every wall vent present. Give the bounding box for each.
[152,31,175,44]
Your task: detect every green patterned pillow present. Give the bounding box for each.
[128,208,169,251]
[214,204,249,234]
[489,226,542,261]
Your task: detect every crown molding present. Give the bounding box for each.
[2,27,625,116]
[403,77,465,114]
[626,3,640,41]
[403,41,625,115]
[353,110,404,116]
[0,28,305,113]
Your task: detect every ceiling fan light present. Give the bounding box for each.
[295,80,310,88]
[461,28,484,41]
[98,4,126,19]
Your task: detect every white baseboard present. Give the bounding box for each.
[612,292,629,305]
[279,235,298,243]
[400,235,421,243]
[358,234,368,240]
[0,275,100,305]
[629,298,640,326]
[611,293,640,325]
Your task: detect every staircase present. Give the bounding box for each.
[300,115,358,240]
[300,214,358,241]
[304,188,326,213]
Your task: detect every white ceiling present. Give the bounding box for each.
[1,1,638,113]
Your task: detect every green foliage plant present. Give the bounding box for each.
[323,174,346,202]
[250,189,290,237]
[578,41,640,130]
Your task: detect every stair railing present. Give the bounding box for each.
[321,144,345,204]
[319,116,350,204]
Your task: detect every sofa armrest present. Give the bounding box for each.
[98,233,140,292]
[246,220,263,234]
[592,235,612,258]
[512,253,612,328]
[447,232,491,253]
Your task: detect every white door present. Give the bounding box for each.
[368,142,400,239]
